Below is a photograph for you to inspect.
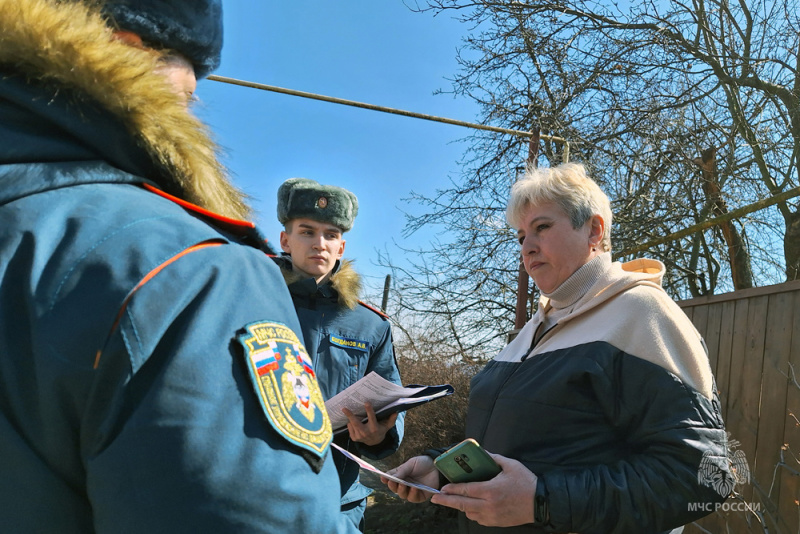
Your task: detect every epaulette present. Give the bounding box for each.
[358,300,389,320]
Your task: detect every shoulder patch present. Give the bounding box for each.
[358,300,389,319]
[238,321,332,460]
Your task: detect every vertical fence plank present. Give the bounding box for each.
[738,295,767,492]
[692,305,710,352]
[720,298,762,533]
[731,295,768,529]
[777,290,800,532]
[723,298,751,422]
[715,300,736,418]
[751,292,793,533]
[697,301,726,533]
[698,297,764,533]
[704,302,723,382]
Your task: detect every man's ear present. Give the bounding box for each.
[336,239,346,259]
[279,230,291,253]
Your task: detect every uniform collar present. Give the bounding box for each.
[277,257,362,309]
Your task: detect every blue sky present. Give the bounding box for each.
[195,2,480,301]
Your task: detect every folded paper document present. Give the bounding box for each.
[331,443,440,494]
[325,372,454,433]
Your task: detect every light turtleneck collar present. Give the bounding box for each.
[543,252,611,310]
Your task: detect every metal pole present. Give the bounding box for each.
[514,127,540,330]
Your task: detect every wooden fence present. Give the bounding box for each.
[679,279,800,534]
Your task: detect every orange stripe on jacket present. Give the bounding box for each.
[93,240,225,369]
[142,183,255,230]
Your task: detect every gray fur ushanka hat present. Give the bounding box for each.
[277,178,359,232]
[102,0,223,78]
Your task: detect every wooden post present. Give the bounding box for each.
[381,274,391,313]
[514,128,541,330]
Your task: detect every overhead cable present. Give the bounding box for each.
[208,75,569,161]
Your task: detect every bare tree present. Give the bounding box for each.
[384,0,799,346]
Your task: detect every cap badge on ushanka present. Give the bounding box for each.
[317,197,328,209]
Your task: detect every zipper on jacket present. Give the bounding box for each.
[521,322,558,361]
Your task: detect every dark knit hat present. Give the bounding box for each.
[278,178,359,233]
[102,0,223,78]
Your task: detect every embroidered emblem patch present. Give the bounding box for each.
[238,321,332,458]
[329,333,370,352]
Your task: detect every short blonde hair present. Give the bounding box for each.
[506,163,613,252]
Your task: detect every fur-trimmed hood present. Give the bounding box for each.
[0,0,250,220]
[278,258,362,310]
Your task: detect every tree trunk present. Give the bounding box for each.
[693,148,754,290]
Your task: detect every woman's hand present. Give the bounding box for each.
[380,455,441,502]
[342,403,397,446]
[431,454,538,527]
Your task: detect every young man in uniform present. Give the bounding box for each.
[275,178,404,530]
[0,1,356,532]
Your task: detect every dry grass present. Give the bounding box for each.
[364,357,478,533]
[394,356,479,463]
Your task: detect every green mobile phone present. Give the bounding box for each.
[433,438,501,483]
